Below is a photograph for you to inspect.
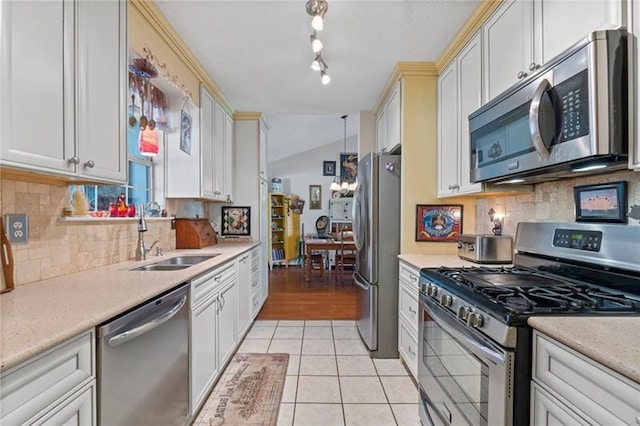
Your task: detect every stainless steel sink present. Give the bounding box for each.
[130,254,219,271]
[155,255,219,266]
[131,264,192,272]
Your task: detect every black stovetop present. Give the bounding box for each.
[420,265,640,325]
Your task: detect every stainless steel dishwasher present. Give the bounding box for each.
[98,283,189,426]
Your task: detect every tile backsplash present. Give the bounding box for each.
[475,170,640,236]
[1,177,175,286]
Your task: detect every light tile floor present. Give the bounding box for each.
[236,320,421,426]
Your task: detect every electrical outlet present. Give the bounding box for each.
[4,214,28,244]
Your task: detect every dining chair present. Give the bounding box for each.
[335,228,356,284]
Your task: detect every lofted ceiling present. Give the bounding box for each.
[154,0,480,161]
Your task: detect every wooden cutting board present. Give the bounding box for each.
[1,221,15,293]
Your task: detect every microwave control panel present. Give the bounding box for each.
[556,69,590,143]
[553,229,602,252]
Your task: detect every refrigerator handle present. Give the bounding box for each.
[352,183,364,251]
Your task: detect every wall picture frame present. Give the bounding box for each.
[221,206,251,236]
[309,185,322,210]
[180,109,192,155]
[574,181,627,223]
[416,204,463,242]
[323,161,336,176]
[340,153,358,184]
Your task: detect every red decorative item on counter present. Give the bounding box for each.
[117,193,128,217]
[109,203,118,218]
[127,204,136,217]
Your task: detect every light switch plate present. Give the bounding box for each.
[4,214,28,244]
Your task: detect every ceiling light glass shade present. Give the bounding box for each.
[330,180,341,191]
[310,34,323,53]
[321,70,331,85]
[311,56,321,71]
[341,181,348,190]
[348,182,357,191]
[311,14,324,31]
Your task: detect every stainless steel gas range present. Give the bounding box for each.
[417,222,640,426]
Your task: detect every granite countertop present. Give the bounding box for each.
[528,316,640,383]
[0,242,259,372]
[398,253,498,269]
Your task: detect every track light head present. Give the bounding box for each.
[310,34,323,53]
[321,70,331,85]
[306,0,328,31]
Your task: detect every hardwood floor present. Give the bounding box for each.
[256,265,359,320]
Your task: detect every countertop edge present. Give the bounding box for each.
[0,242,260,372]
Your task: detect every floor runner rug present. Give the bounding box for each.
[205,353,289,425]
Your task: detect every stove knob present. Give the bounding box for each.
[468,244,476,252]
[440,294,453,307]
[467,313,484,328]
[457,306,471,321]
[428,285,438,298]
[457,242,464,249]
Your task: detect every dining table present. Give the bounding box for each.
[303,237,356,282]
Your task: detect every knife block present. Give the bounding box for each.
[175,218,218,249]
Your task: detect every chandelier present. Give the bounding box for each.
[330,115,356,194]
[306,0,331,85]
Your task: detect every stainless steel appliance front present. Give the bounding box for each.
[98,283,189,425]
[469,30,627,184]
[418,293,514,426]
[352,152,401,357]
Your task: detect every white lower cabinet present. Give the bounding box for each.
[217,278,238,368]
[398,260,420,379]
[0,331,96,425]
[190,291,219,415]
[531,331,640,425]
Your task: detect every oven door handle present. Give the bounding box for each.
[423,295,507,365]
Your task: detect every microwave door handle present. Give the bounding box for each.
[529,78,552,160]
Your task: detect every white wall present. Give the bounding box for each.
[268,135,357,236]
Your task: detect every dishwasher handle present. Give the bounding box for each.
[107,295,187,348]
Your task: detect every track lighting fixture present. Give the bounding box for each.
[306,1,331,85]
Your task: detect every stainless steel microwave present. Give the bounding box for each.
[469,30,628,184]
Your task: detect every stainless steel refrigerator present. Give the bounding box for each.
[352,152,400,358]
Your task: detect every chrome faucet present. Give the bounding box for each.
[135,204,160,261]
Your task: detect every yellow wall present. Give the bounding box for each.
[400,74,476,254]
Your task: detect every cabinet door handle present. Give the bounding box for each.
[517,71,528,79]
[83,160,95,168]
[528,62,540,72]
[408,345,416,357]
[67,156,80,165]
[408,306,416,316]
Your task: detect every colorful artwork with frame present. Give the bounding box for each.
[221,206,251,236]
[574,181,627,223]
[340,153,358,184]
[416,205,463,242]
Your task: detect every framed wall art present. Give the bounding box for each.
[323,161,336,176]
[309,185,322,209]
[180,109,192,155]
[221,206,251,236]
[340,153,358,184]
[416,204,463,242]
[574,181,627,223]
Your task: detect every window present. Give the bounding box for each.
[72,123,154,213]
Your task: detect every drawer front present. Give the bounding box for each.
[398,318,418,379]
[531,382,591,426]
[32,381,96,426]
[398,283,419,330]
[191,261,236,304]
[1,331,94,425]
[533,331,640,425]
[399,261,419,288]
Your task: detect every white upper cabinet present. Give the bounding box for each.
[195,86,230,201]
[536,0,624,64]
[376,81,402,153]
[438,33,483,198]
[628,0,640,170]
[483,0,535,102]
[0,0,127,183]
[483,0,624,103]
